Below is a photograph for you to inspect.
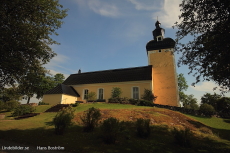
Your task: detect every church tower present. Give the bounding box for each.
[146,21,179,106]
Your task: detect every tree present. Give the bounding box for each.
[183,94,199,110]
[177,73,189,104]
[0,86,22,102]
[174,0,230,92]
[201,93,221,110]
[87,92,97,101]
[53,73,65,86]
[0,0,68,89]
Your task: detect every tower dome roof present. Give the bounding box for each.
[146,38,175,51]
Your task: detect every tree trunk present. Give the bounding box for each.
[27,97,31,104]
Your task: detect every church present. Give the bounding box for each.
[43,21,180,107]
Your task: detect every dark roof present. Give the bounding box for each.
[45,84,80,97]
[146,38,175,52]
[63,65,152,85]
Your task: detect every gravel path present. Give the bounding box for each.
[0,139,71,153]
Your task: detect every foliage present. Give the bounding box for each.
[87,92,97,101]
[108,97,129,104]
[200,103,216,117]
[38,101,49,105]
[174,0,230,92]
[53,73,65,86]
[182,94,199,110]
[177,73,189,92]
[141,89,157,102]
[12,104,36,117]
[71,101,79,107]
[216,97,230,113]
[80,107,101,132]
[4,100,20,111]
[111,87,122,98]
[0,0,68,89]
[201,93,221,110]
[128,98,139,105]
[100,117,121,144]
[53,106,75,135]
[137,100,154,107]
[135,118,151,138]
[0,87,22,102]
[172,128,192,147]
[0,100,4,110]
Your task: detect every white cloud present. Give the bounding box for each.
[191,81,221,92]
[48,69,69,79]
[153,0,182,28]
[128,0,161,11]
[88,0,120,17]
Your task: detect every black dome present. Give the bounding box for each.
[146,38,175,52]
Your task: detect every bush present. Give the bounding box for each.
[0,100,5,110]
[111,87,122,98]
[4,100,20,111]
[12,104,36,117]
[172,128,192,147]
[38,101,49,105]
[81,107,101,132]
[129,98,139,105]
[135,118,151,138]
[71,101,79,107]
[53,106,75,135]
[141,89,157,102]
[137,100,154,107]
[200,103,216,117]
[100,117,121,144]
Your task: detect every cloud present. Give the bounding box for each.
[127,0,162,11]
[191,81,221,92]
[88,0,120,17]
[153,0,182,28]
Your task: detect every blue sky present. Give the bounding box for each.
[22,0,230,103]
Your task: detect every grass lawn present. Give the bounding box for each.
[0,103,230,153]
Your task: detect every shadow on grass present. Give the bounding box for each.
[224,119,230,124]
[0,124,230,153]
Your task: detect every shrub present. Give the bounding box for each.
[4,100,20,111]
[141,89,157,102]
[111,87,122,98]
[129,98,139,105]
[108,97,122,103]
[135,118,151,138]
[12,104,36,117]
[137,100,154,107]
[0,100,5,110]
[172,128,192,147]
[38,101,49,105]
[71,101,79,107]
[100,117,121,144]
[87,92,97,101]
[53,106,75,135]
[200,103,216,117]
[81,107,101,132]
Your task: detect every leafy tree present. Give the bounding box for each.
[177,73,190,106]
[201,93,221,110]
[200,103,216,117]
[216,97,230,113]
[111,87,122,98]
[174,0,230,92]
[0,0,68,89]
[53,73,65,86]
[0,86,22,102]
[141,89,157,102]
[183,94,199,110]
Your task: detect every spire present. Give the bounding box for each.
[152,20,165,40]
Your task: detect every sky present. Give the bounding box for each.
[22,0,230,104]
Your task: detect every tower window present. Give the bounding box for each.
[157,36,163,41]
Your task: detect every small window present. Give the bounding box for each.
[157,36,163,41]
[98,88,104,99]
[84,89,88,99]
[132,87,139,99]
